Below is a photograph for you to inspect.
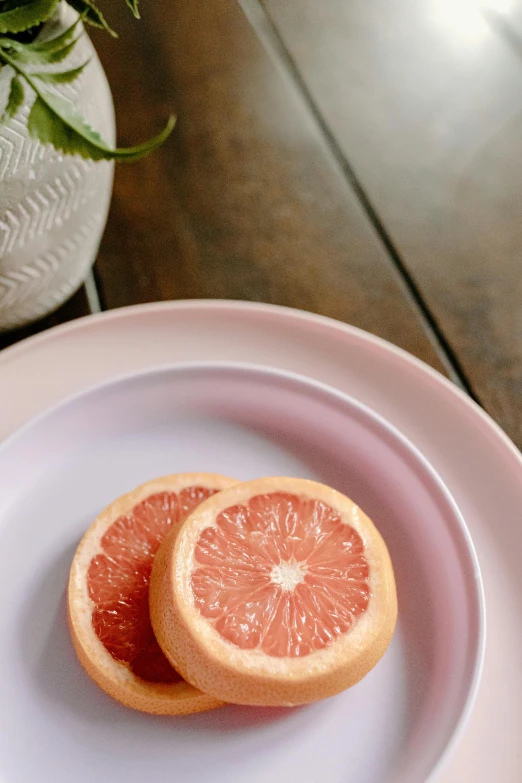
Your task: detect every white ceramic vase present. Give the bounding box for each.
[0,4,115,331]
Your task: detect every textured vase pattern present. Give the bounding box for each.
[0,5,115,331]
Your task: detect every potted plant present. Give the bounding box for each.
[0,0,174,331]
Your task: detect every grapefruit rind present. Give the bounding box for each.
[68,472,236,714]
[150,477,398,707]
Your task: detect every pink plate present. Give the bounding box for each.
[0,363,482,783]
[1,299,520,780]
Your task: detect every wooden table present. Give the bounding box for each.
[2,0,522,449]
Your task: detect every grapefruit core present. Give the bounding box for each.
[150,477,397,707]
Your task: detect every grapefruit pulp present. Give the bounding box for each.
[150,477,398,706]
[68,473,236,714]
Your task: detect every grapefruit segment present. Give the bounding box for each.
[192,492,370,656]
[68,473,237,714]
[150,477,397,706]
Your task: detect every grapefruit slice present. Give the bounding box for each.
[68,472,236,714]
[150,477,397,706]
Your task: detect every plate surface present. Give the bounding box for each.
[0,364,482,783]
[1,298,521,781]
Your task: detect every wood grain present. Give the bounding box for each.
[263,0,522,445]
[90,0,446,373]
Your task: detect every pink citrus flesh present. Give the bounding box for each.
[68,473,237,714]
[150,477,397,706]
[192,491,371,656]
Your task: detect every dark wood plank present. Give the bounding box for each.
[0,284,92,351]
[89,0,447,375]
[262,0,522,446]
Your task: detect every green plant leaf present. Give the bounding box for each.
[28,89,176,161]
[0,40,174,162]
[0,18,81,64]
[66,0,117,36]
[0,0,59,34]
[125,0,140,19]
[1,73,23,120]
[2,34,80,64]
[32,59,89,83]
[23,15,80,51]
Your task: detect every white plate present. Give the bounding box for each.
[0,363,482,783]
[1,299,521,781]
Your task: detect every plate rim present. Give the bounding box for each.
[3,298,519,781]
[2,297,521,473]
[0,358,486,782]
